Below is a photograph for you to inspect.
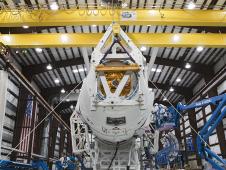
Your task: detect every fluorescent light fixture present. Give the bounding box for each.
[151,68,161,72]
[185,63,191,69]
[61,88,66,93]
[35,48,42,53]
[60,34,69,43]
[66,99,70,102]
[196,46,204,52]
[73,68,87,73]
[2,35,11,42]
[54,78,60,84]
[172,34,180,42]
[169,87,174,92]
[46,64,52,70]
[187,1,196,9]
[176,78,181,82]
[140,46,147,52]
[50,2,59,10]
[22,25,29,29]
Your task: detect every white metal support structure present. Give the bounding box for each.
[147,47,159,79]
[70,24,155,170]
[0,70,8,158]
[81,47,90,72]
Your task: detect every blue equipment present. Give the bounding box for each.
[155,104,179,131]
[155,133,179,166]
[186,137,194,152]
[0,159,49,170]
[174,93,226,170]
[153,104,180,167]
[55,160,77,170]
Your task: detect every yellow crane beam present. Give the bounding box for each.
[0,33,225,48]
[0,9,225,27]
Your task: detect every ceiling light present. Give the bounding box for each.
[185,63,191,69]
[60,34,69,43]
[169,87,174,92]
[172,34,180,42]
[122,2,127,8]
[196,46,204,52]
[163,97,167,101]
[187,1,196,10]
[22,50,27,53]
[149,10,157,16]
[16,50,19,54]
[70,105,74,109]
[92,25,97,27]
[151,68,161,72]
[61,88,66,94]
[54,78,60,84]
[176,78,181,82]
[140,46,147,52]
[73,68,87,73]
[66,99,70,102]
[22,25,29,29]
[50,2,59,10]
[2,35,11,42]
[35,48,42,53]
[46,64,52,70]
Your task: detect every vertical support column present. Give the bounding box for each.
[27,97,37,163]
[182,117,188,164]
[48,116,58,167]
[0,70,8,158]
[59,126,65,157]
[67,131,72,155]
[10,86,29,161]
[33,106,46,155]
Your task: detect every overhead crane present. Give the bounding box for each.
[0,9,226,27]
[0,33,226,48]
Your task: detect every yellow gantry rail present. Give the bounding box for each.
[0,33,225,48]
[0,9,225,27]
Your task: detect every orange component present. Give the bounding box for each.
[96,64,140,72]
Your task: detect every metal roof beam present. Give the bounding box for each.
[153,57,211,75]
[1,33,225,48]
[0,9,225,27]
[23,57,85,75]
[56,101,77,112]
[23,56,210,76]
[148,82,192,96]
[40,83,82,99]
[41,81,191,97]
